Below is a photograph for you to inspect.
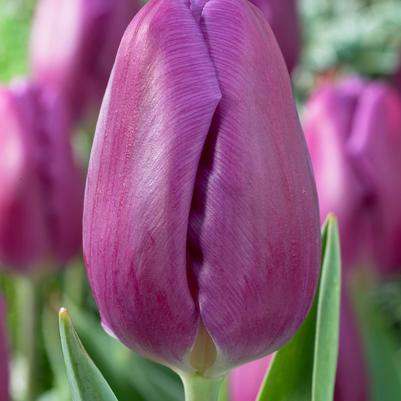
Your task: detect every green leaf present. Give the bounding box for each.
[59,308,119,401]
[43,307,71,401]
[257,215,341,401]
[64,300,183,401]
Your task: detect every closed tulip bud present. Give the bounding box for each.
[229,294,368,401]
[0,296,9,401]
[0,81,83,272]
[305,78,401,274]
[30,0,142,119]
[248,0,301,74]
[84,0,320,377]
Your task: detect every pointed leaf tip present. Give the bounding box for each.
[59,308,119,401]
[59,307,69,321]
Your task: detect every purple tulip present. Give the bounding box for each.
[0,296,9,401]
[229,294,368,401]
[84,0,320,376]
[248,0,301,73]
[30,0,142,119]
[304,78,401,274]
[0,81,83,272]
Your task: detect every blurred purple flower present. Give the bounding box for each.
[229,293,368,401]
[84,0,320,376]
[30,0,142,120]
[0,296,9,401]
[0,81,83,273]
[248,0,301,73]
[335,292,369,401]
[230,355,272,401]
[304,78,401,274]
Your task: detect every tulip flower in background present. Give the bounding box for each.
[0,80,83,273]
[83,0,320,396]
[230,355,272,401]
[303,77,401,401]
[30,0,142,121]
[304,78,401,274]
[0,296,9,401]
[249,0,301,74]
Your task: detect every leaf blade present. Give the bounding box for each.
[59,308,119,401]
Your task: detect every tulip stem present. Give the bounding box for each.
[17,275,42,401]
[180,375,224,401]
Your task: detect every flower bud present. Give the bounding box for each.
[0,296,9,401]
[30,0,142,119]
[84,0,320,377]
[304,78,401,274]
[248,0,301,73]
[0,81,83,272]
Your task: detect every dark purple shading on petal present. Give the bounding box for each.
[84,0,221,369]
[188,0,320,368]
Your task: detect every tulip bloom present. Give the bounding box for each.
[304,78,401,274]
[249,0,301,73]
[30,0,142,119]
[229,294,368,401]
[0,296,9,401]
[0,81,83,272]
[84,0,320,377]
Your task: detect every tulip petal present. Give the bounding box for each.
[187,0,320,371]
[0,85,48,270]
[84,0,221,369]
[348,84,401,272]
[304,81,369,269]
[30,0,140,117]
[37,88,84,265]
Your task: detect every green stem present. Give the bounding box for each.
[17,275,41,401]
[180,375,224,401]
